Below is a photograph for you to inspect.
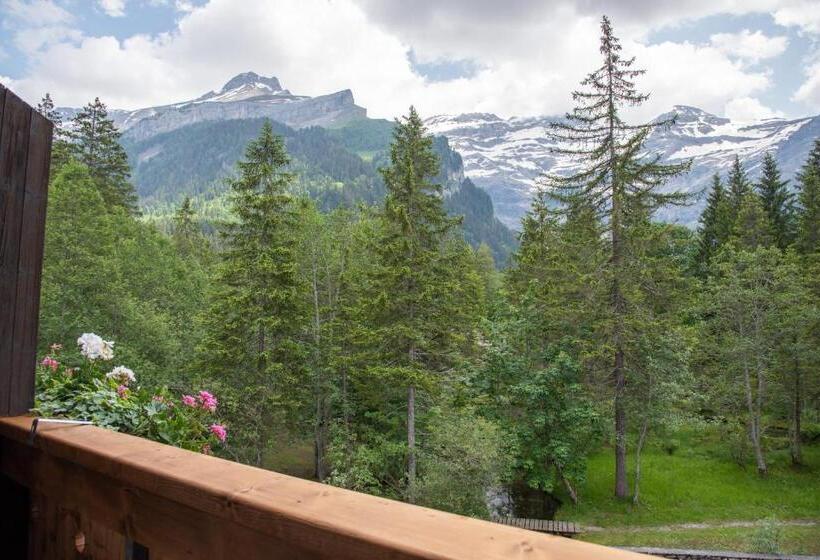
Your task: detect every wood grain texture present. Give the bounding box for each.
[10,109,52,414]
[1,416,657,560]
[0,84,52,416]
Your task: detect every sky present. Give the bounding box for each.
[1,0,819,121]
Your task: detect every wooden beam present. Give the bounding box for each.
[0,416,654,560]
[0,84,52,416]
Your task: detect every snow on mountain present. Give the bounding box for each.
[425,106,820,229]
[59,72,366,143]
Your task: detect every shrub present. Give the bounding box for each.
[661,438,680,456]
[34,334,227,454]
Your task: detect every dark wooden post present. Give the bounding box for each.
[0,83,52,559]
[0,82,53,416]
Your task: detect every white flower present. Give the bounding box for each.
[106,366,136,385]
[77,333,115,361]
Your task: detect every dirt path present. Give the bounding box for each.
[582,519,818,533]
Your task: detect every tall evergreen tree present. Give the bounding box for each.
[70,97,138,213]
[36,93,71,172]
[733,194,774,251]
[544,15,689,498]
[696,173,732,272]
[756,152,795,249]
[198,121,305,464]
[36,93,62,130]
[727,155,752,213]
[172,196,210,261]
[796,140,820,259]
[366,106,464,502]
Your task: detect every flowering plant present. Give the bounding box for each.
[34,333,226,454]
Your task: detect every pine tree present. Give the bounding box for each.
[70,97,138,213]
[733,194,774,250]
[172,196,209,260]
[36,93,62,130]
[756,152,795,249]
[696,173,732,272]
[796,140,820,258]
[367,106,463,502]
[544,15,689,498]
[36,93,71,172]
[198,121,305,464]
[727,155,752,213]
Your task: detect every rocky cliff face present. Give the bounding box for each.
[425,107,820,229]
[59,72,367,142]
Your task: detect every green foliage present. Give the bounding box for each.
[69,97,138,213]
[756,152,795,250]
[34,338,226,453]
[510,352,600,496]
[732,194,774,250]
[125,116,517,264]
[36,93,72,173]
[727,155,753,213]
[540,16,692,498]
[696,174,733,273]
[197,120,307,464]
[38,162,208,388]
[416,407,511,518]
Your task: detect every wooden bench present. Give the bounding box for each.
[492,517,581,537]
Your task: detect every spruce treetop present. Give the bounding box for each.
[756,151,795,249]
[545,15,690,220]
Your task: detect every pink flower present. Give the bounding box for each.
[41,356,59,371]
[181,395,197,407]
[198,390,218,413]
[117,385,129,398]
[209,424,227,442]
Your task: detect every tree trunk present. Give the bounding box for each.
[614,349,628,498]
[407,384,416,503]
[608,57,629,498]
[314,394,326,481]
[311,260,325,481]
[612,225,628,498]
[743,357,768,476]
[632,416,649,505]
[555,463,578,505]
[790,351,802,466]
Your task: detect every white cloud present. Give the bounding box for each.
[2,0,73,25]
[773,0,820,34]
[793,59,820,110]
[97,0,126,17]
[724,96,785,120]
[709,29,788,64]
[1,0,812,122]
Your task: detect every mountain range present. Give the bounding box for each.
[58,71,820,257]
[63,72,516,263]
[425,107,820,228]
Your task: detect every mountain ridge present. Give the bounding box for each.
[425,106,819,228]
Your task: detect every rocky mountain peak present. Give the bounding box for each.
[219,72,283,93]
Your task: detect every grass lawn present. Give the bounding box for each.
[556,430,820,527]
[582,525,820,555]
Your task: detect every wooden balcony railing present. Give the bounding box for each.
[0,415,658,559]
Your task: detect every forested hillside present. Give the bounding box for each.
[124,116,517,264]
[31,15,820,556]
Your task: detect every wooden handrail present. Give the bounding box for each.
[0,416,656,559]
